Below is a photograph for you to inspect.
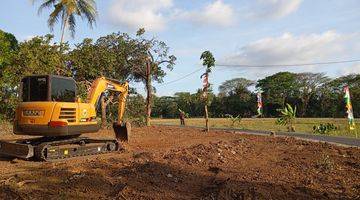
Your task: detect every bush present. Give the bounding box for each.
[313,123,337,135]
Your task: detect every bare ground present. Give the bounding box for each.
[0,126,359,200]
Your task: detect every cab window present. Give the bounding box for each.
[51,77,76,102]
[21,76,48,102]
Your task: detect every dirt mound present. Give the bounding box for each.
[0,126,359,199]
[163,139,248,166]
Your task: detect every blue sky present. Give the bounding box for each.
[1,0,360,96]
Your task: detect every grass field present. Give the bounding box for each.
[152,118,360,138]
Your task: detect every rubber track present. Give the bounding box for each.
[34,138,121,161]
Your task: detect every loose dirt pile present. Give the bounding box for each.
[0,126,359,199]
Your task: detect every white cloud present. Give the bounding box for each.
[338,63,360,76]
[108,0,235,32]
[249,0,302,19]
[221,31,346,65]
[20,35,36,41]
[179,0,235,27]
[108,0,173,31]
[218,31,360,78]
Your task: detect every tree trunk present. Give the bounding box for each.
[205,105,209,132]
[203,73,209,132]
[145,61,152,126]
[101,97,107,129]
[301,95,310,117]
[60,14,68,44]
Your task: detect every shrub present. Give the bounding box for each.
[313,123,337,135]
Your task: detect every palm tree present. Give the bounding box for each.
[33,0,97,43]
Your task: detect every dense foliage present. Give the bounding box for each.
[151,73,360,119]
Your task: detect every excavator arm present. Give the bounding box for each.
[87,77,130,141]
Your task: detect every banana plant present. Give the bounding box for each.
[276,103,296,132]
[225,114,242,127]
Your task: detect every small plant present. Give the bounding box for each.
[316,154,335,172]
[313,123,338,135]
[225,114,242,127]
[276,103,296,132]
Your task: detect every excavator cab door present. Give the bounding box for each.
[113,122,131,142]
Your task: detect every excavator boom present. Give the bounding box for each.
[87,77,131,141]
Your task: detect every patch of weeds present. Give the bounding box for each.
[313,123,338,135]
[316,154,335,172]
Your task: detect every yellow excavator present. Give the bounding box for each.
[0,75,131,161]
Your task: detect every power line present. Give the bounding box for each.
[215,59,360,68]
[157,67,204,87]
[153,58,360,88]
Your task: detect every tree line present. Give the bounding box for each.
[151,72,360,119]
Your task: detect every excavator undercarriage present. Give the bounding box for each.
[0,136,121,161]
[0,122,130,161]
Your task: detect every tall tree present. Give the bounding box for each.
[34,0,97,43]
[218,78,255,97]
[217,78,256,117]
[128,28,176,126]
[319,74,360,118]
[0,30,18,120]
[257,72,299,116]
[8,34,69,82]
[200,51,215,132]
[0,30,18,70]
[296,73,330,116]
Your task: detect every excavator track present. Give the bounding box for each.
[0,137,122,161]
[33,137,121,161]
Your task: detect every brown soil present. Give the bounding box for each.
[0,126,359,200]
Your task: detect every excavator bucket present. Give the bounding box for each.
[113,122,131,142]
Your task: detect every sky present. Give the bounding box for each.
[1,0,360,96]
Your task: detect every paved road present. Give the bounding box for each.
[155,124,360,148]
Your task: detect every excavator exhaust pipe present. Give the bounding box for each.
[113,122,131,142]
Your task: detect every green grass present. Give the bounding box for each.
[152,118,360,138]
